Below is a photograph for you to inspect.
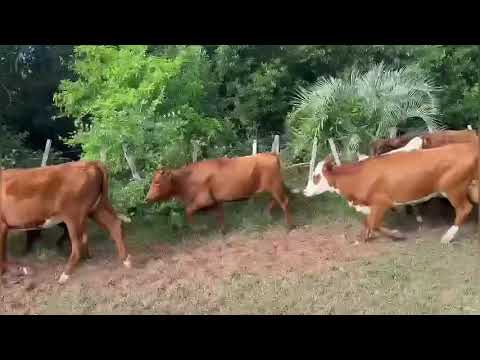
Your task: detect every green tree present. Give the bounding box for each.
[53,45,235,212]
[286,62,443,161]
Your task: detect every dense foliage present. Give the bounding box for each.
[2,45,480,216]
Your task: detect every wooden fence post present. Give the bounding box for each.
[328,138,341,166]
[308,137,318,182]
[192,140,199,163]
[122,144,142,181]
[100,148,107,163]
[271,135,280,154]
[389,127,397,139]
[252,139,257,155]
[41,139,52,167]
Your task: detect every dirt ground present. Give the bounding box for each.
[1,197,479,315]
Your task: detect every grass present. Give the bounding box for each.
[3,166,480,315]
[21,223,480,315]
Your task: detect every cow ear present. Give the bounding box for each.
[324,155,334,171]
[423,137,430,147]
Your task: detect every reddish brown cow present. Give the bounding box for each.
[371,130,479,224]
[145,153,292,231]
[0,161,132,284]
[304,142,478,244]
[371,133,421,156]
[371,130,478,156]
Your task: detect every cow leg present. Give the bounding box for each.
[411,206,423,233]
[269,184,293,229]
[91,203,131,268]
[24,230,41,255]
[265,199,277,217]
[0,224,7,275]
[59,220,84,284]
[185,192,216,231]
[56,225,69,250]
[81,232,91,259]
[441,191,473,244]
[212,203,226,234]
[362,205,404,242]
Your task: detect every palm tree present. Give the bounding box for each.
[287,62,443,160]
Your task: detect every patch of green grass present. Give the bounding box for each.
[212,234,480,315]
[31,230,480,315]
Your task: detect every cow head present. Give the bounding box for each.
[145,169,174,203]
[303,156,336,197]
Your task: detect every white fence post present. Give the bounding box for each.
[308,137,318,181]
[122,144,142,181]
[41,139,52,167]
[100,148,107,163]
[271,135,280,154]
[328,138,341,166]
[252,139,257,155]
[192,140,199,163]
[389,127,397,139]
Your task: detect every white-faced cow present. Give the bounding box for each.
[0,160,132,284]
[304,142,478,244]
[371,130,479,225]
[145,153,292,232]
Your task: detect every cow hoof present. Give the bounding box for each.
[123,255,132,269]
[440,225,459,244]
[58,272,70,284]
[353,241,360,246]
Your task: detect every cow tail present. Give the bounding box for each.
[271,152,297,195]
[95,161,131,223]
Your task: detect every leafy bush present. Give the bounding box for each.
[286,63,443,161]
[53,45,237,214]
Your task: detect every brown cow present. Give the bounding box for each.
[145,153,292,232]
[371,130,478,156]
[0,161,132,284]
[304,142,477,244]
[371,130,479,224]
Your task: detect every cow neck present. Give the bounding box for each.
[324,166,360,203]
[169,168,192,201]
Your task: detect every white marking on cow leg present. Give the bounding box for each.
[123,254,132,268]
[22,267,29,275]
[440,225,459,244]
[416,215,423,223]
[58,272,70,284]
[118,214,131,223]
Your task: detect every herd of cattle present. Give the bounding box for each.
[0,129,478,284]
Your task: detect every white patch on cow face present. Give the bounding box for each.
[441,225,459,244]
[303,161,336,197]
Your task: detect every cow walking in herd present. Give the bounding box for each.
[0,129,478,284]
